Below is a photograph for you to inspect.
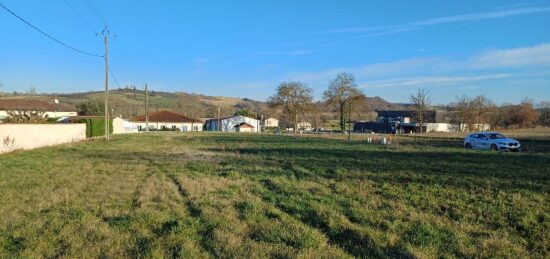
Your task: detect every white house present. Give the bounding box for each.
[296,121,312,131]
[0,99,77,119]
[112,117,139,134]
[206,115,260,132]
[132,110,203,131]
[424,123,460,133]
[262,117,279,128]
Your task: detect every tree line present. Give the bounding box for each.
[267,73,549,133]
[71,72,549,132]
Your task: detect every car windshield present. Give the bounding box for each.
[488,133,506,139]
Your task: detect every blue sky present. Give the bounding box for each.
[0,0,549,104]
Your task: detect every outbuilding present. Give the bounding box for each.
[234,122,254,132]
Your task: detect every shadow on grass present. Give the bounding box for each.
[207,145,550,193]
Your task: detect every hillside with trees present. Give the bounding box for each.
[0,88,400,122]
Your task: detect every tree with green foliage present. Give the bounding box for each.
[268,81,313,134]
[323,73,363,131]
[234,109,256,118]
[77,98,104,116]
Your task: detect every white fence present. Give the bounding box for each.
[0,124,86,154]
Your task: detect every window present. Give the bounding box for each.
[193,126,198,131]
[172,125,176,130]
[489,133,506,139]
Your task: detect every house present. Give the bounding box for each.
[132,110,203,131]
[205,115,260,132]
[112,117,139,134]
[235,122,254,132]
[262,117,279,129]
[296,121,312,131]
[0,99,77,119]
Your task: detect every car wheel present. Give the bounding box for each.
[491,144,498,151]
[465,143,472,149]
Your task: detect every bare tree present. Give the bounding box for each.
[323,73,363,131]
[268,81,313,134]
[450,95,470,127]
[450,95,495,131]
[409,88,432,133]
[538,101,550,127]
[470,96,496,129]
[508,98,539,128]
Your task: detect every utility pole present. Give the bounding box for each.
[145,84,149,131]
[103,26,110,140]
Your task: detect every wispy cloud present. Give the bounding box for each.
[362,74,509,88]
[287,58,441,82]
[468,43,550,68]
[287,43,550,85]
[323,6,550,35]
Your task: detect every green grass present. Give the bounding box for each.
[0,133,549,258]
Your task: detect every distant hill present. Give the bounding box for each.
[0,89,401,121]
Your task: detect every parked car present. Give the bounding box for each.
[464,132,521,151]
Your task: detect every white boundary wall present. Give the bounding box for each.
[0,124,86,153]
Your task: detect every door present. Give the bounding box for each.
[475,134,490,150]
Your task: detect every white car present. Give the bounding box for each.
[464,132,521,152]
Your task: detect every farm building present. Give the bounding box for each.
[205,115,260,132]
[132,110,203,131]
[0,99,77,119]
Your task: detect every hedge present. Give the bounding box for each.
[76,118,113,138]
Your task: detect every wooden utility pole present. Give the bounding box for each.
[145,84,149,131]
[103,27,110,140]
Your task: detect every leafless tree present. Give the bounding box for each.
[537,101,550,127]
[268,81,313,134]
[323,72,364,131]
[450,95,495,131]
[508,98,539,128]
[409,88,432,133]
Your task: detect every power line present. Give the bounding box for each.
[79,1,138,89]
[108,66,121,88]
[83,0,108,26]
[62,0,96,34]
[0,2,103,57]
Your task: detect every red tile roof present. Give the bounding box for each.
[0,99,76,112]
[133,110,202,123]
[234,122,254,128]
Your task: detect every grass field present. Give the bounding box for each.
[0,133,549,258]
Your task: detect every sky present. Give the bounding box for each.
[0,0,549,104]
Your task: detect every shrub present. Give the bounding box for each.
[75,118,113,138]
